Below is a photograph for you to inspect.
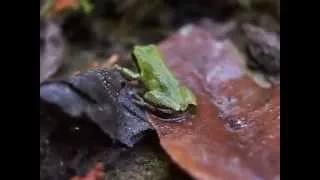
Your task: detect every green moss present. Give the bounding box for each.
[79,0,94,14]
[103,136,191,180]
[105,148,171,180]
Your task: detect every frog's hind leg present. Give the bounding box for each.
[132,93,187,122]
[131,93,156,111]
[130,92,174,115]
[143,90,181,112]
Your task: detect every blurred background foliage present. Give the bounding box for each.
[40,0,279,81]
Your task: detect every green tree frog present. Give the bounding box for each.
[114,44,197,116]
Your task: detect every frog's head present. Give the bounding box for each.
[131,45,160,72]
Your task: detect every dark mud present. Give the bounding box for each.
[40,100,190,180]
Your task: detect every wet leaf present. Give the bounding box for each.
[148,25,279,180]
[40,68,152,147]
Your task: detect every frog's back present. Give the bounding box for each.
[133,45,189,107]
[133,45,179,87]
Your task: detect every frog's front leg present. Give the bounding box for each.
[114,64,140,80]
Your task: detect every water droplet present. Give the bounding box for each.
[268,135,275,139]
[179,24,193,36]
[230,157,240,164]
[228,96,237,103]
[248,152,253,157]
[227,116,248,130]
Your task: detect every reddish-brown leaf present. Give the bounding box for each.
[148,25,279,180]
[52,0,79,13]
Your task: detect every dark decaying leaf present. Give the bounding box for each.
[146,25,279,180]
[40,116,128,180]
[242,23,280,76]
[40,68,152,147]
[40,18,65,83]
